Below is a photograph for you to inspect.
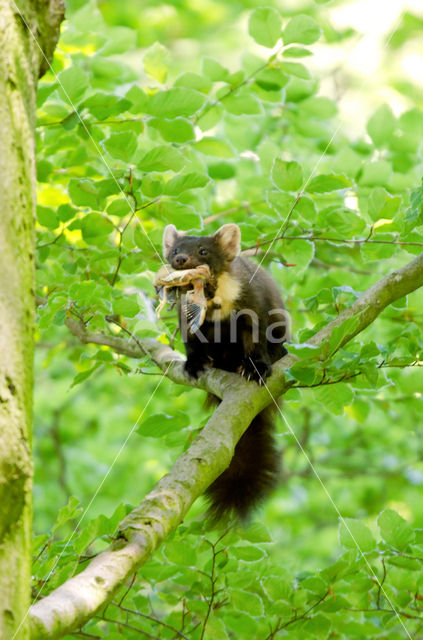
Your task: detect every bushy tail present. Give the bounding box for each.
[205,401,280,523]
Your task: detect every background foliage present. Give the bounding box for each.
[34,0,423,637]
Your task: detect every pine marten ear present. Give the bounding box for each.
[162,224,183,258]
[214,224,241,261]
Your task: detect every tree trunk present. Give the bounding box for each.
[0,1,63,637]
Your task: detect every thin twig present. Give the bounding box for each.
[99,615,158,639]
[245,233,423,252]
[196,45,284,124]
[266,590,330,638]
[200,529,230,640]
[111,603,190,640]
[117,571,137,607]
[37,116,144,128]
[377,558,387,608]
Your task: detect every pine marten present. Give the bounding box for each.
[162,223,289,522]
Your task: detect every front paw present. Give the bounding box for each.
[239,357,272,384]
[184,359,207,380]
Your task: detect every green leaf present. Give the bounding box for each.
[165,173,210,196]
[70,363,102,388]
[281,61,311,79]
[143,42,169,83]
[37,206,59,230]
[288,343,323,360]
[107,197,132,217]
[149,117,195,143]
[303,614,331,639]
[57,204,77,222]
[239,522,272,543]
[102,132,138,163]
[267,190,296,216]
[164,540,196,565]
[146,88,205,118]
[223,93,262,115]
[175,72,212,94]
[231,546,266,562]
[208,162,236,180]
[205,617,229,639]
[159,200,202,230]
[327,316,360,356]
[139,146,184,172]
[68,179,104,209]
[285,76,317,102]
[80,214,114,240]
[283,46,313,57]
[52,496,82,533]
[360,234,397,261]
[283,14,321,45]
[272,158,303,191]
[255,67,289,90]
[302,613,332,640]
[126,85,149,113]
[404,181,423,229]
[137,412,189,438]
[248,8,282,48]
[36,159,53,182]
[359,160,391,187]
[279,238,314,274]
[367,105,397,148]
[301,576,329,595]
[301,96,337,119]
[70,281,98,304]
[313,383,353,415]
[368,187,401,222]
[318,206,366,237]
[57,66,89,104]
[202,57,229,81]
[193,137,234,158]
[399,107,423,135]
[339,518,376,552]
[307,173,353,193]
[378,509,415,550]
[112,295,140,318]
[289,363,319,385]
[100,26,137,55]
[91,57,137,84]
[82,93,131,120]
[231,589,264,616]
[296,196,317,222]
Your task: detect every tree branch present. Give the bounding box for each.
[30,251,423,639]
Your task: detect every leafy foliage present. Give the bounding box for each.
[34,0,423,637]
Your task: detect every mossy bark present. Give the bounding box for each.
[0,1,63,638]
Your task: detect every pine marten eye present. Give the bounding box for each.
[199,248,208,256]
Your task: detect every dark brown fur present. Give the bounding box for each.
[162,224,289,522]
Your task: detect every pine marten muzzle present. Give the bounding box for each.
[162,223,290,522]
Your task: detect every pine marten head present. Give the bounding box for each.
[162,224,241,276]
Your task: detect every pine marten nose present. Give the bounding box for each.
[174,254,188,267]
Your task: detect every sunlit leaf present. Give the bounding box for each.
[248,8,282,48]
[283,14,321,45]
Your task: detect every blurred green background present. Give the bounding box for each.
[33,0,423,636]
